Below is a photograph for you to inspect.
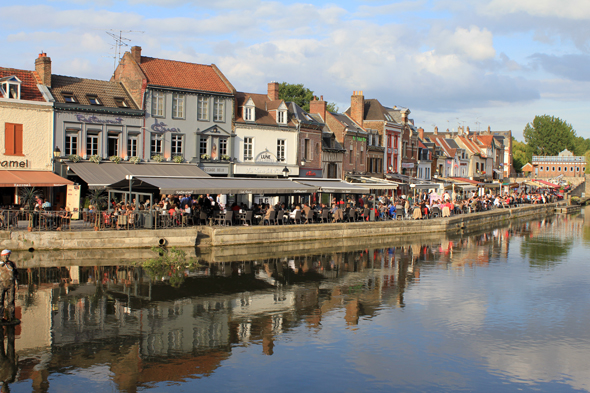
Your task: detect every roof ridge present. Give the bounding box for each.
[52,74,120,84]
[141,56,213,68]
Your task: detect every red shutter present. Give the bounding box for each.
[5,123,15,155]
[14,123,23,155]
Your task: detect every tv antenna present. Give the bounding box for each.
[106,30,144,71]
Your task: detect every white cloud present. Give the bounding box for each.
[483,0,590,20]
[430,26,496,61]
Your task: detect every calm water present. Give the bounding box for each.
[5,207,590,392]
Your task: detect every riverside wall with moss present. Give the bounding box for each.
[0,202,562,252]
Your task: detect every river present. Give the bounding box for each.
[4,207,590,392]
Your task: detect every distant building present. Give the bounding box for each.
[531,149,586,178]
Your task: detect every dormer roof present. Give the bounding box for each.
[235,91,295,127]
[50,75,139,109]
[0,67,44,101]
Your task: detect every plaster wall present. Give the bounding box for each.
[0,99,53,171]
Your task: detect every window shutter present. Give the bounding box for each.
[14,123,23,155]
[5,123,15,155]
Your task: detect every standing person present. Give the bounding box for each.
[0,250,17,322]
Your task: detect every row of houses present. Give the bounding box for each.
[1,47,515,207]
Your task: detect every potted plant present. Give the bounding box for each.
[89,154,101,164]
[109,155,122,164]
[200,154,210,160]
[221,154,230,161]
[19,187,42,231]
[172,155,184,163]
[129,156,141,165]
[151,154,164,162]
[68,154,81,163]
[87,188,108,230]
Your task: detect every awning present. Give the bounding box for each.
[66,161,209,188]
[292,178,368,194]
[410,182,441,189]
[349,177,399,190]
[534,179,559,188]
[482,182,501,188]
[108,176,317,195]
[0,170,73,187]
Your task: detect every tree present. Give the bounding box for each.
[523,115,576,157]
[512,137,529,173]
[278,82,339,113]
[586,151,590,174]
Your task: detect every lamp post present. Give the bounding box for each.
[282,166,289,178]
[53,146,61,174]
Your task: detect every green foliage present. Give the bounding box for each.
[87,188,107,211]
[19,187,42,211]
[512,137,529,173]
[278,82,339,113]
[574,136,590,156]
[138,246,201,288]
[523,115,577,157]
[586,151,590,174]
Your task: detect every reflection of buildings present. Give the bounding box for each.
[13,215,578,391]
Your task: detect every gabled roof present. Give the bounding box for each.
[344,98,398,123]
[0,67,44,101]
[428,135,457,158]
[50,75,139,109]
[289,102,323,127]
[475,135,496,148]
[138,56,234,94]
[235,92,295,127]
[331,112,367,134]
[456,136,485,157]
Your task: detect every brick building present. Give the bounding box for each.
[531,149,586,178]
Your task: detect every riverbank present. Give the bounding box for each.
[0,202,565,251]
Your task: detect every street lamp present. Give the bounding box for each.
[300,158,306,167]
[282,166,289,178]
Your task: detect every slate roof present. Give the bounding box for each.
[289,102,323,127]
[0,67,45,101]
[139,57,233,94]
[344,98,397,123]
[50,75,139,109]
[331,113,367,134]
[235,92,295,127]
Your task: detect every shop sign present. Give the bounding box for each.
[202,166,229,174]
[151,120,180,133]
[301,169,322,177]
[401,162,414,169]
[255,150,278,163]
[76,114,123,124]
[353,136,367,142]
[1,159,29,168]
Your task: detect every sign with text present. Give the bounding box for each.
[66,184,81,220]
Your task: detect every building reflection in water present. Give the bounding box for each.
[6,210,587,392]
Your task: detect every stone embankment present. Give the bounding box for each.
[0,202,564,252]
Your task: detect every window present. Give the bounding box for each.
[171,134,183,156]
[349,146,353,164]
[87,134,99,156]
[65,132,78,156]
[4,123,23,156]
[108,134,120,157]
[197,96,209,121]
[127,135,138,157]
[570,166,574,172]
[558,167,561,171]
[1,79,20,99]
[552,167,555,171]
[150,134,163,157]
[219,138,227,156]
[114,97,128,108]
[200,138,208,156]
[87,95,102,106]
[546,167,549,171]
[576,167,580,172]
[244,106,255,121]
[304,139,310,160]
[539,166,543,171]
[172,93,185,119]
[152,91,165,117]
[277,139,286,161]
[213,97,224,121]
[277,110,287,124]
[62,94,77,103]
[244,137,253,161]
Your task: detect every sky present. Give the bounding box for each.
[2,0,590,141]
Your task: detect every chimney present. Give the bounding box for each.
[487,125,491,133]
[418,127,424,140]
[309,95,326,121]
[401,110,408,124]
[35,53,51,87]
[434,126,438,135]
[131,46,142,63]
[350,91,364,127]
[268,81,279,101]
[467,126,471,134]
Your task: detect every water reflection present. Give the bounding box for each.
[6,207,590,392]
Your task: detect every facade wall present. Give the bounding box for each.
[54,110,143,160]
[0,99,53,171]
[233,124,299,177]
[298,126,322,176]
[533,162,586,178]
[144,89,234,164]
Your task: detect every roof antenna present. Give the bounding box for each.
[106,30,144,71]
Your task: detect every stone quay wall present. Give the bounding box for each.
[0,203,560,251]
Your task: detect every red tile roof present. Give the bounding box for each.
[138,57,233,94]
[0,67,45,102]
[235,92,295,127]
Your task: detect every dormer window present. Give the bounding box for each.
[114,97,128,108]
[277,110,287,124]
[243,97,256,122]
[0,76,21,100]
[87,95,102,106]
[62,92,77,103]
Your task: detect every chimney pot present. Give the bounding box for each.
[350,90,364,127]
[131,46,142,63]
[268,81,279,101]
[35,53,52,87]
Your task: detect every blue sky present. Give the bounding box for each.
[3,0,590,140]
